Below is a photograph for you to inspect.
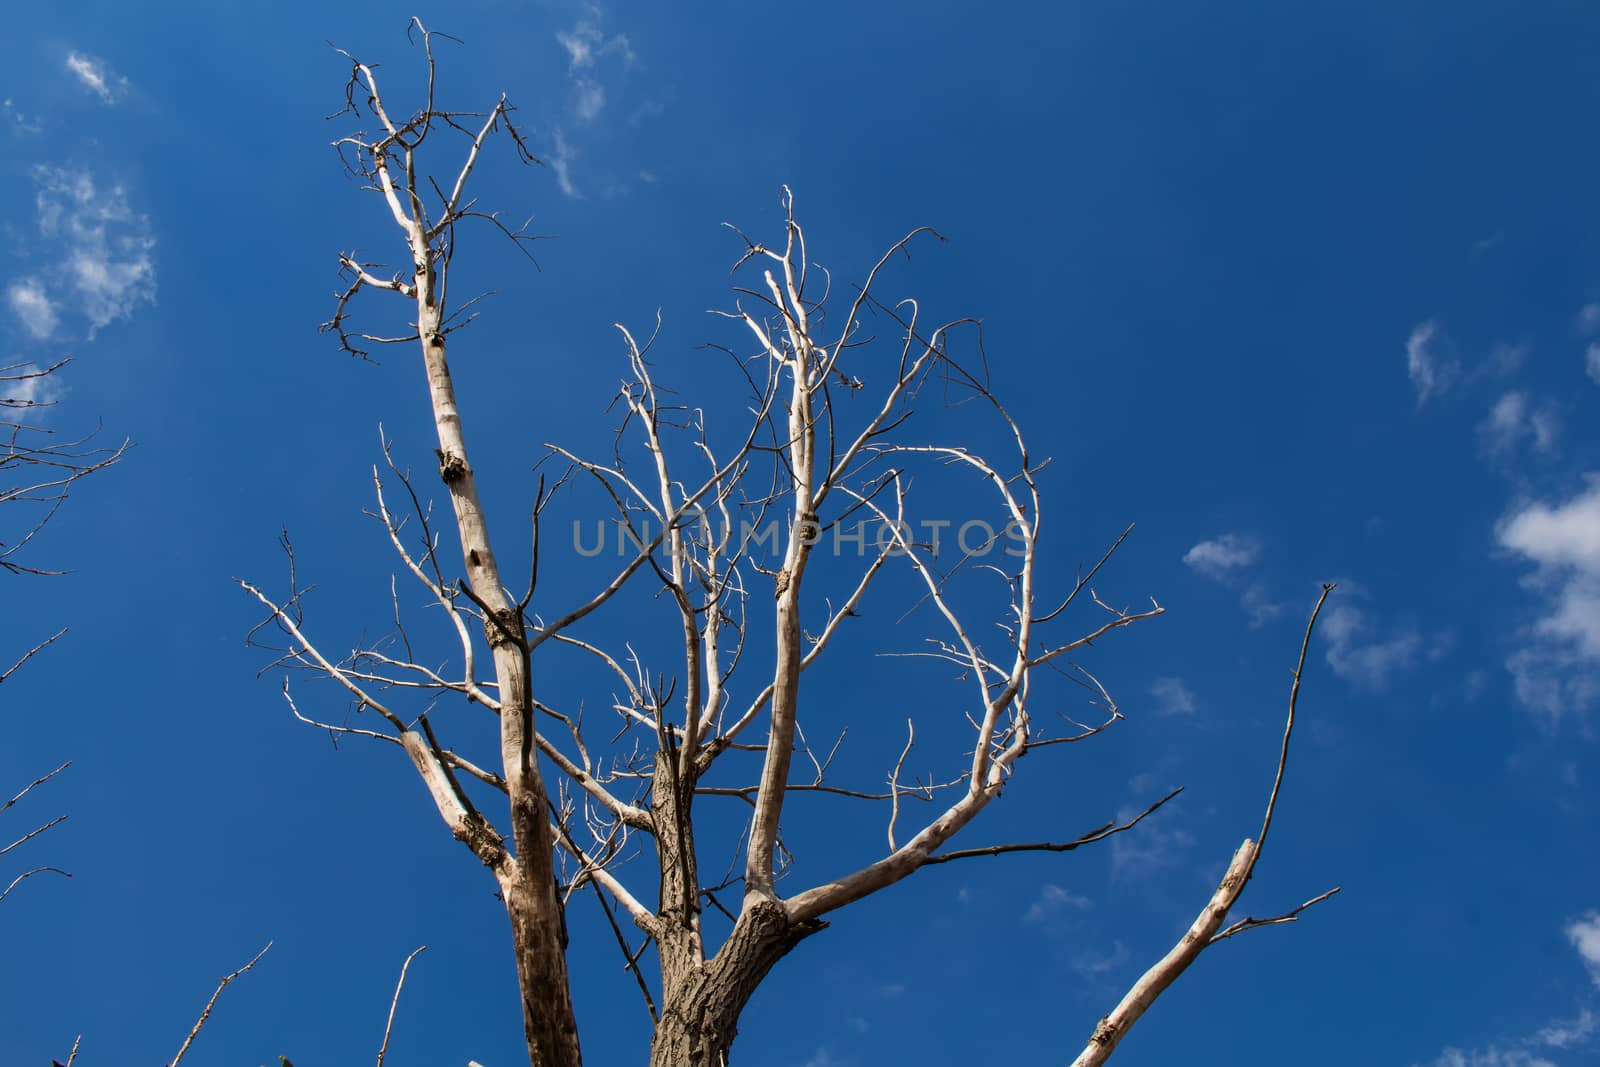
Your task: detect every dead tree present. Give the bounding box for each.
[243,23,1337,1067]
[2,357,126,905]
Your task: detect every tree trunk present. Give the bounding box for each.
[409,241,583,1067]
[650,900,824,1067]
[501,857,584,1067]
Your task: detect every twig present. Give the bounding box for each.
[377,946,427,1067]
[1211,887,1343,943]
[922,787,1183,865]
[169,942,273,1066]
[1,629,68,684]
[1068,585,1339,1067]
[0,865,70,903]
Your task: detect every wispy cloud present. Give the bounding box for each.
[31,164,157,335]
[64,51,129,105]
[1242,582,1285,627]
[1321,596,1422,689]
[1185,534,1288,624]
[574,80,606,124]
[1024,883,1093,924]
[1413,1048,1555,1067]
[1149,676,1197,715]
[548,129,580,199]
[1479,391,1559,460]
[1487,342,1529,378]
[1569,912,1600,987]
[1586,343,1600,386]
[1497,480,1600,723]
[1070,940,1130,980]
[1536,1008,1597,1049]
[3,97,43,135]
[1407,321,1458,406]
[1110,807,1193,880]
[1183,533,1258,580]
[555,6,634,126]
[546,5,656,198]
[1579,303,1600,334]
[1412,912,1600,1066]
[6,280,59,340]
[557,12,634,71]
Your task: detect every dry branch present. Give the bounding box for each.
[1069,586,1341,1067]
[168,942,273,1067]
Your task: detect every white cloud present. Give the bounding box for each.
[1415,914,1600,1067]
[1580,303,1600,333]
[32,165,157,334]
[574,78,606,124]
[549,130,580,199]
[1149,676,1197,715]
[548,7,654,195]
[1569,912,1600,987]
[798,1050,838,1067]
[557,30,595,70]
[1413,1048,1555,1067]
[555,7,633,125]
[1024,883,1093,923]
[1321,598,1421,689]
[1183,533,1258,579]
[1479,391,1559,459]
[1586,343,1600,386]
[1407,321,1458,406]
[1499,482,1600,701]
[1535,1007,1597,1049]
[65,51,129,105]
[6,280,59,340]
[1505,646,1600,725]
[556,11,635,72]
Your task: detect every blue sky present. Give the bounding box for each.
[3,2,1600,1065]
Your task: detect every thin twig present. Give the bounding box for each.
[923,788,1183,865]
[376,946,427,1067]
[0,865,70,903]
[169,942,273,1066]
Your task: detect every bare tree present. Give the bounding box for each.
[243,24,1337,1067]
[2,358,126,906]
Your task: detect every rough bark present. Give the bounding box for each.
[649,739,825,1067]
[650,900,823,1067]
[501,856,583,1067]
[654,744,704,988]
